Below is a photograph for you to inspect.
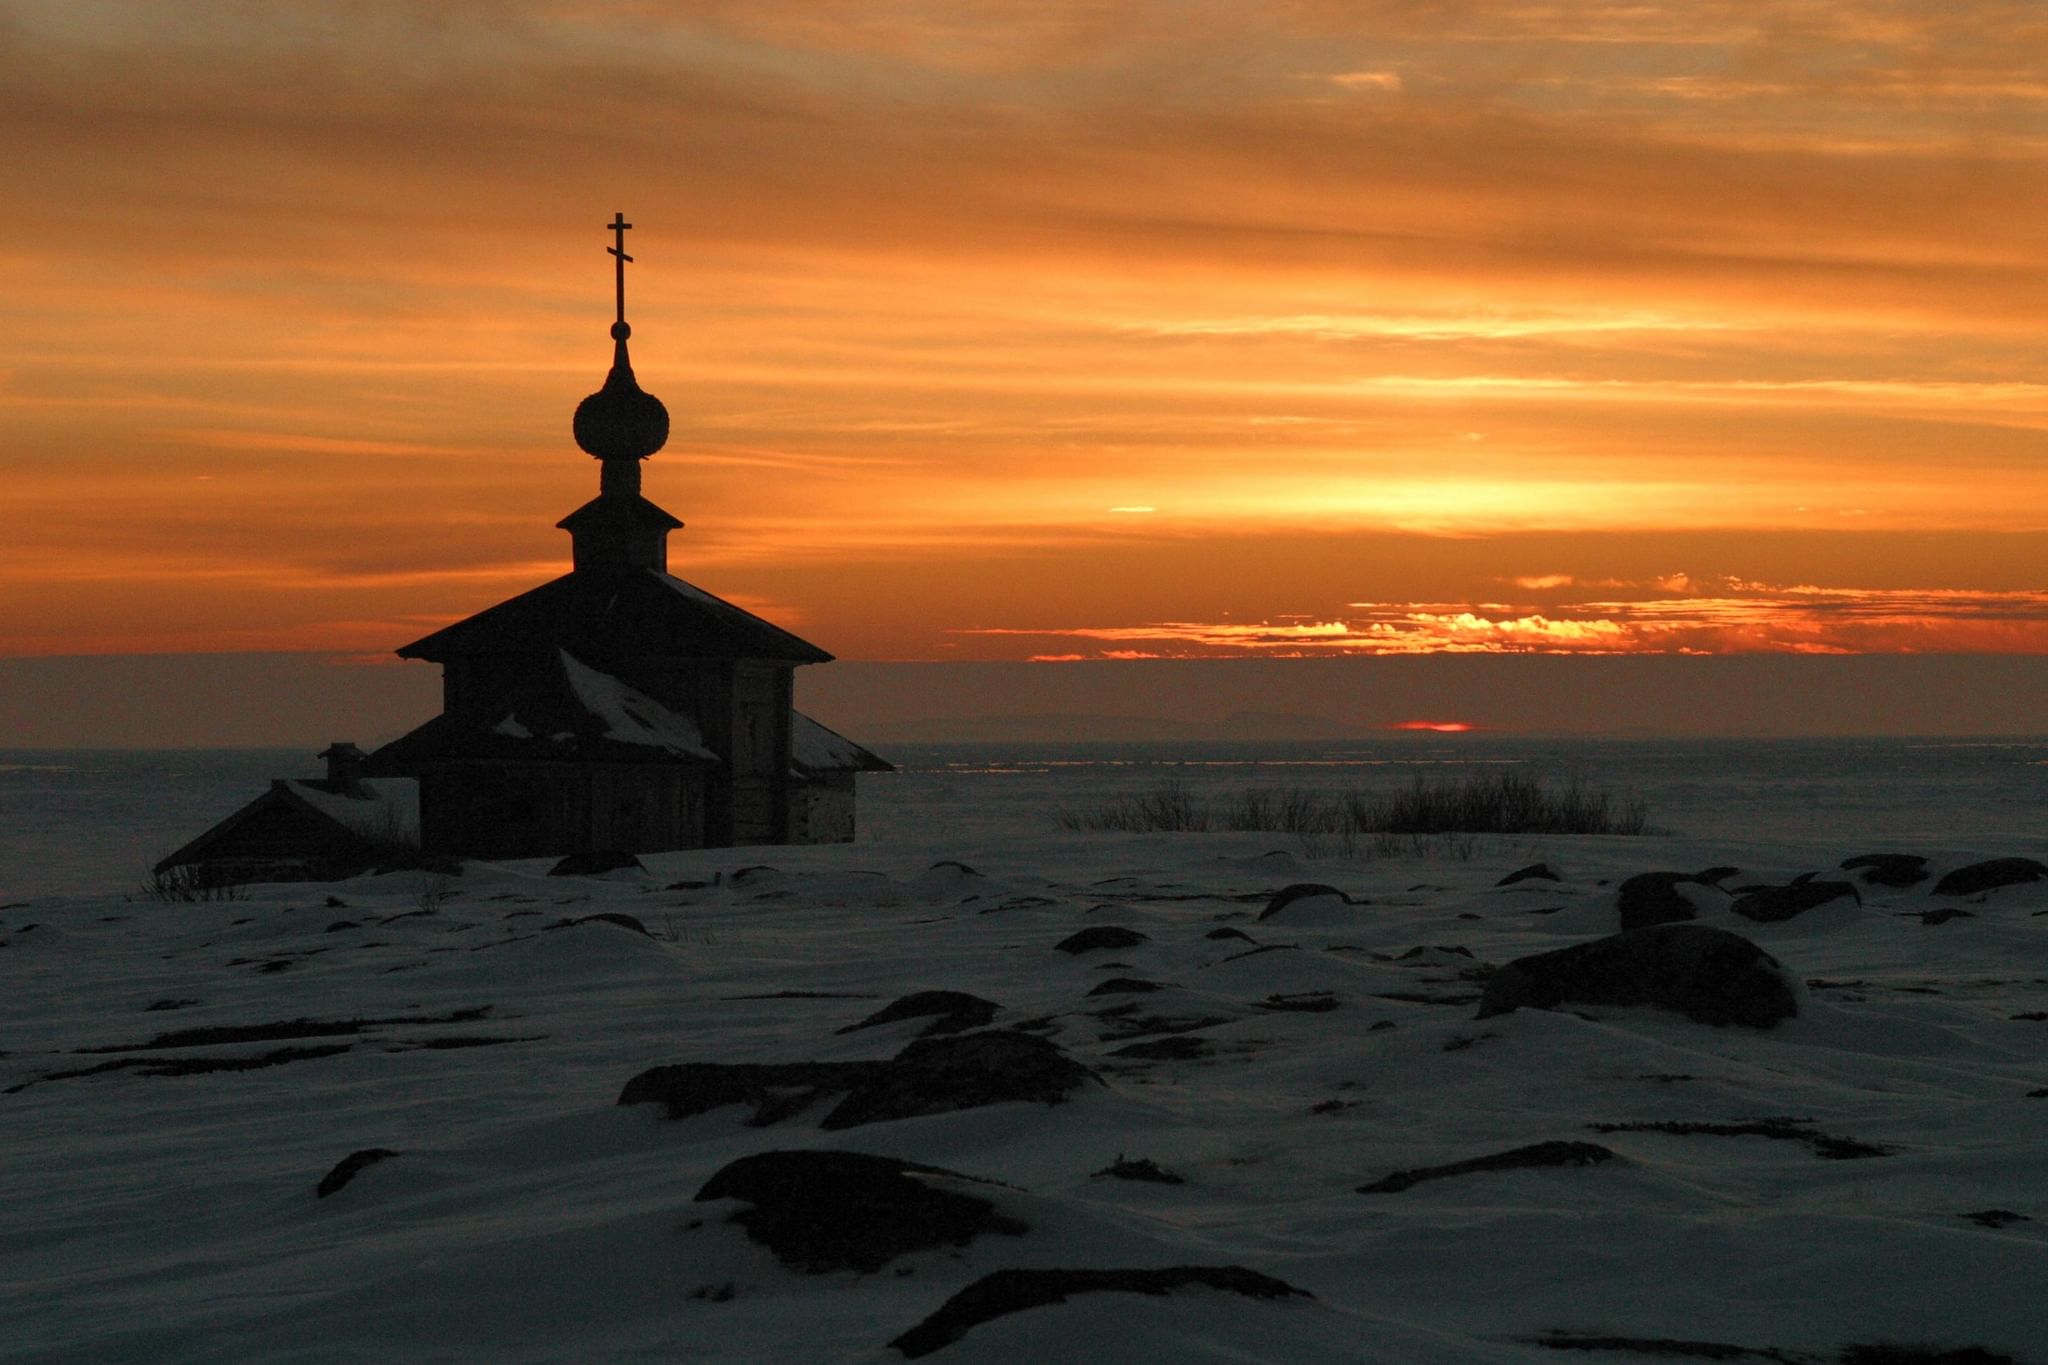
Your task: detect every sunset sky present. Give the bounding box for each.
[9,1,2048,670]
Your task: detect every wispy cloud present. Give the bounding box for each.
[956,580,2048,658]
[10,2,2048,658]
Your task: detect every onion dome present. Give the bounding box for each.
[573,320,669,461]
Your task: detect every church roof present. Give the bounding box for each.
[375,650,721,766]
[395,567,832,665]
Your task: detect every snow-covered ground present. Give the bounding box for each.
[6,825,2047,1363]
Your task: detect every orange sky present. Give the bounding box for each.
[8,1,2048,664]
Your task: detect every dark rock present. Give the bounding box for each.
[837,991,999,1037]
[889,1265,1311,1359]
[1220,944,1297,963]
[1920,908,1974,925]
[546,850,644,877]
[1524,1332,1781,1359]
[1257,883,1348,922]
[556,911,651,936]
[1092,1155,1184,1184]
[1588,1118,1886,1160]
[1056,926,1150,954]
[1962,1209,2030,1228]
[692,1149,1024,1274]
[618,1060,881,1125]
[316,1148,399,1199]
[1255,992,1338,1013]
[1110,1035,1211,1060]
[1205,927,1254,942]
[5,1044,359,1093]
[1841,853,1929,888]
[1359,1140,1616,1193]
[1087,977,1164,996]
[1497,863,1561,887]
[1477,924,1798,1028]
[1694,867,1740,886]
[78,1007,492,1055]
[1838,1347,2016,1365]
[1617,872,1707,930]
[1730,880,1859,922]
[820,1030,1099,1130]
[324,920,361,933]
[1932,858,2048,897]
[1097,1011,1233,1043]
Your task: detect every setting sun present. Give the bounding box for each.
[4,2,2048,675]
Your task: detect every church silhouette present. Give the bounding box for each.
[158,218,888,883]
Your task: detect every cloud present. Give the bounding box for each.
[10,2,2048,659]
[955,579,2048,658]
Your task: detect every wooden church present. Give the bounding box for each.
[160,218,887,881]
[372,215,888,858]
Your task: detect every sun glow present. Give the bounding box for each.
[7,4,2048,661]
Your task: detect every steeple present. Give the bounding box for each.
[561,213,682,572]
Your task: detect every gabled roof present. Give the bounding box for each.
[791,710,893,775]
[396,566,832,665]
[154,778,418,873]
[374,650,719,767]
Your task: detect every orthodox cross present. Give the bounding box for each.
[607,212,633,325]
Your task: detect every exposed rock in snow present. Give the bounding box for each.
[617,1029,1096,1131]
[1497,863,1562,887]
[835,990,999,1037]
[1056,926,1150,954]
[1932,857,2048,897]
[316,1148,400,1199]
[819,1030,1099,1130]
[1358,1140,1618,1193]
[1478,923,1799,1028]
[693,1149,1026,1273]
[889,1265,1313,1359]
[1257,882,1349,921]
[1841,852,1929,888]
[1730,878,1861,922]
[1615,870,1726,930]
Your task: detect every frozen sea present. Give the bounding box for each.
[5,737,2047,901]
[6,737,2048,1362]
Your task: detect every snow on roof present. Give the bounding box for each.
[283,778,419,845]
[560,651,716,760]
[791,710,891,772]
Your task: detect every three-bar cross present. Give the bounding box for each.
[608,212,633,325]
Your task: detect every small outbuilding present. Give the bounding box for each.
[153,744,419,885]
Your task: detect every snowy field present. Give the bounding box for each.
[6,816,2048,1363]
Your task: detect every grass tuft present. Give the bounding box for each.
[1057,772,1645,845]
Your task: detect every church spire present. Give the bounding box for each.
[561,214,682,573]
[572,213,670,487]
